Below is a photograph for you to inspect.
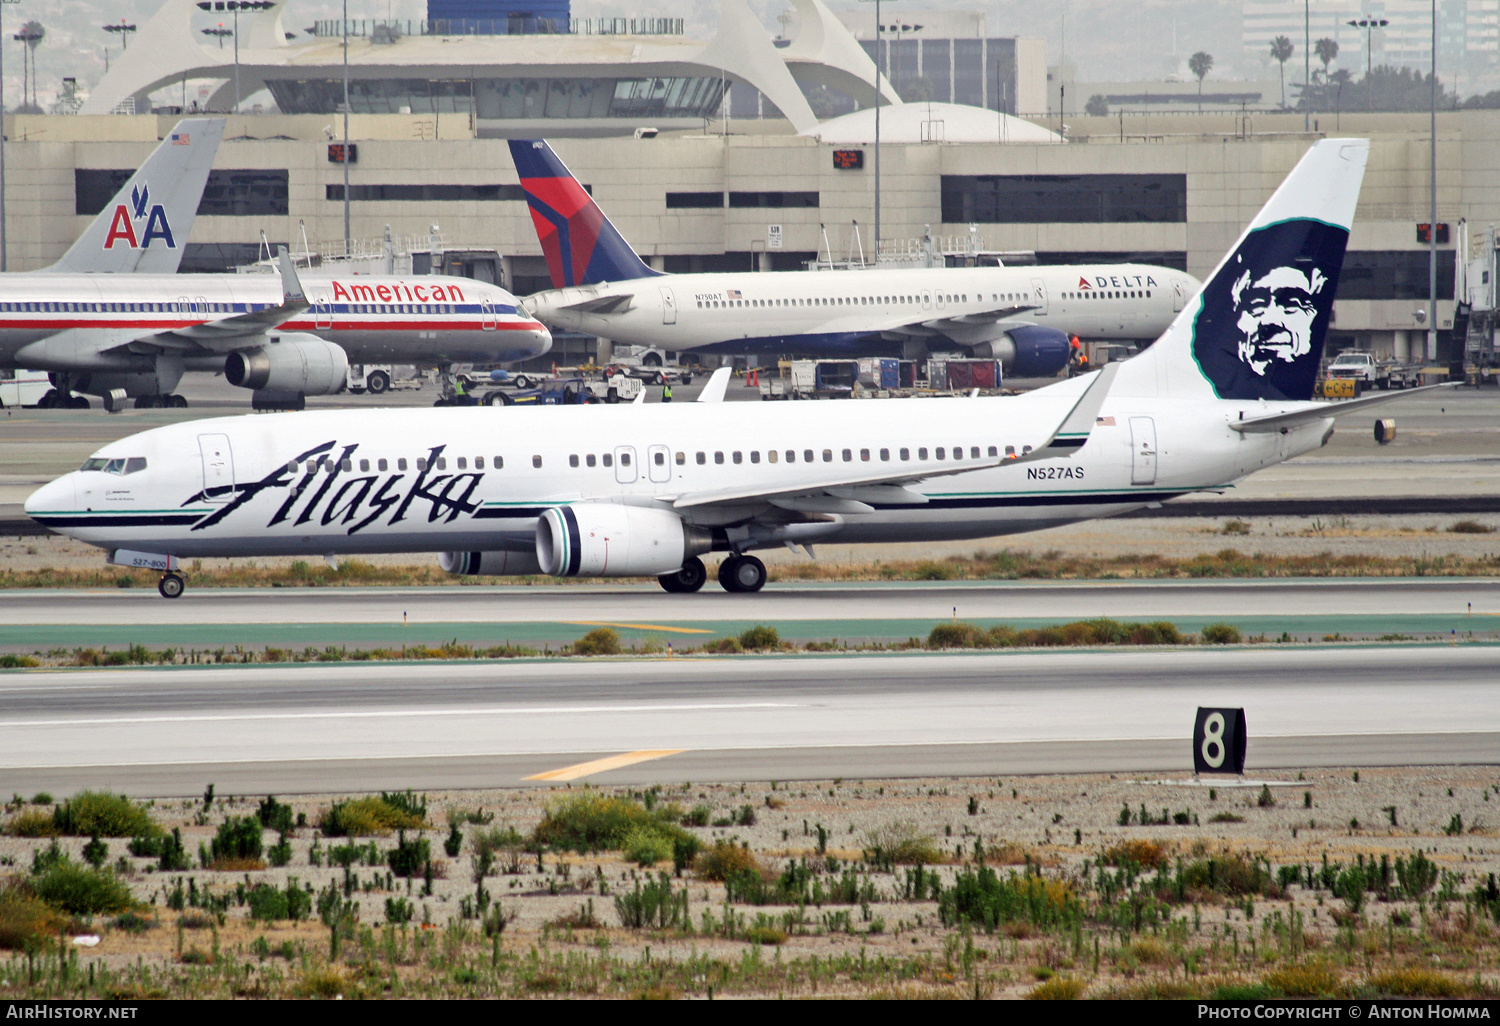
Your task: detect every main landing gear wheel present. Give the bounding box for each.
[157,573,185,599]
[717,554,766,593]
[658,556,707,593]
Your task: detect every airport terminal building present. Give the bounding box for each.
[3,0,1493,367]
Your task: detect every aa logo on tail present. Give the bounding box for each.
[1191,219,1348,401]
[103,183,176,251]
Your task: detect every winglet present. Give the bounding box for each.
[696,367,733,403]
[277,245,306,305]
[1013,363,1119,463]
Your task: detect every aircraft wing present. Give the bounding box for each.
[667,365,1115,512]
[879,303,1039,339]
[558,293,634,314]
[134,247,310,352]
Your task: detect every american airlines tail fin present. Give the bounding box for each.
[1120,138,1369,402]
[48,118,225,275]
[507,139,660,288]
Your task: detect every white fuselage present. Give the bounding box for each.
[25,383,1329,561]
[527,263,1196,359]
[0,273,551,374]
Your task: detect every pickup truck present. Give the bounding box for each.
[1326,352,1422,390]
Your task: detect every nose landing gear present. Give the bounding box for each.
[157,572,185,599]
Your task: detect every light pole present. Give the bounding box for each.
[1303,0,1309,130]
[0,0,19,272]
[1347,16,1389,110]
[201,25,232,48]
[196,2,274,113]
[102,20,136,51]
[1428,0,1437,362]
[343,0,350,253]
[858,0,897,261]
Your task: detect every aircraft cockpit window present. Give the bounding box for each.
[80,458,109,472]
[124,458,147,475]
[104,458,126,475]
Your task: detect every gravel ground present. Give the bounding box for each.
[4,766,1497,998]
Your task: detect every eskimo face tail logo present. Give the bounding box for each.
[104,182,176,251]
[1190,219,1348,401]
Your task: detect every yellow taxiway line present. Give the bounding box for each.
[524,749,687,782]
[563,620,713,634]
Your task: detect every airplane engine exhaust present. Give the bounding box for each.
[225,334,349,395]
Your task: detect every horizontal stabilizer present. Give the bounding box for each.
[1228,381,1462,433]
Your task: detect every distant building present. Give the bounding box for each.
[1242,0,1500,94]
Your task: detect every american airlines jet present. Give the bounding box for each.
[2,119,550,411]
[28,139,1434,600]
[511,139,1199,377]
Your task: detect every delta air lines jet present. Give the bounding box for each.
[28,139,1434,599]
[511,139,1199,377]
[0,120,549,410]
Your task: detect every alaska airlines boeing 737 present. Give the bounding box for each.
[1,120,549,410]
[510,139,1199,377]
[29,138,1436,599]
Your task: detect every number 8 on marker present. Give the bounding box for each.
[1192,706,1246,776]
[1200,712,1226,768]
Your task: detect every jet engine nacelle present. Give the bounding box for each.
[968,325,1071,378]
[438,549,544,576]
[536,503,712,577]
[224,334,349,395]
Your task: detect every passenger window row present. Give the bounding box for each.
[696,292,1032,310]
[1062,290,1151,300]
[293,455,507,474]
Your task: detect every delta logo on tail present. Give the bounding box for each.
[1190,219,1348,401]
[103,183,176,251]
[507,140,658,289]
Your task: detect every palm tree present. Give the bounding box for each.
[1315,38,1339,82]
[14,21,44,113]
[1270,36,1294,109]
[1189,51,1214,111]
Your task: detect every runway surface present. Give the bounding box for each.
[1,646,1496,796]
[1,578,1496,650]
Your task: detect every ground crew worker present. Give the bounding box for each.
[662,380,673,402]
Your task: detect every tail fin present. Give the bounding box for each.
[1120,138,1369,402]
[49,118,225,274]
[508,139,660,288]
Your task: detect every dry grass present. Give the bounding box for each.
[1100,838,1173,870]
